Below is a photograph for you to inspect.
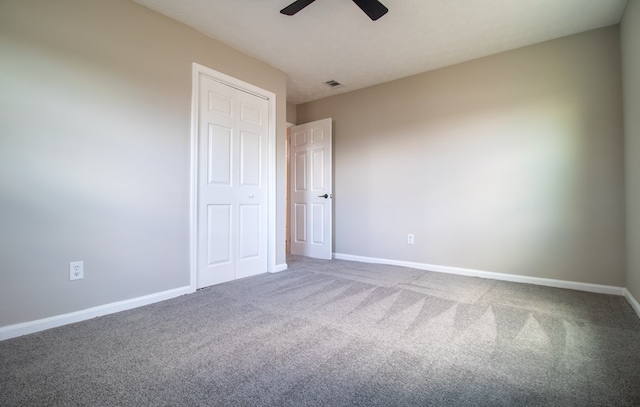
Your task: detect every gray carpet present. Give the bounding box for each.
[2,255,640,406]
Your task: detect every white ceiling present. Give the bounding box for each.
[132,0,628,105]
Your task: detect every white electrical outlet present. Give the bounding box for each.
[70,261,84,280]
[407,234,415,245]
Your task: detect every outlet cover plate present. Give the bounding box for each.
[70,261,84,280]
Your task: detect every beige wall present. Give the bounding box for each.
[622,1,640,301]
[0,0,287,327]
[287,102,297,125]
[298,26,625,286]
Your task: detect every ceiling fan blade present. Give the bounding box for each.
[280,0,317,16]
[352,0,388,20]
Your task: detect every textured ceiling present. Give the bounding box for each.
[132,0,628,105]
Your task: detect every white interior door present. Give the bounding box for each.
[197,74,269,288]
[290,118,333,259]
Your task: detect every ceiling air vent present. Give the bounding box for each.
[324,80,344,89]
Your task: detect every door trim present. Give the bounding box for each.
[190,63,277,291]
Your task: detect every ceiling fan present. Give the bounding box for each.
[280,0,389,21]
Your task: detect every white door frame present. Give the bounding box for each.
[189,63,277,291]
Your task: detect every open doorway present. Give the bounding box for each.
[285,123,293,254]
[286,119,333,260]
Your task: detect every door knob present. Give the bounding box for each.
[318,194,329,199]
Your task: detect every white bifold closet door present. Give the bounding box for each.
[197,75,269,288]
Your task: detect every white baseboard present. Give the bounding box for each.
[0,286,194,341]
[3,259,635,342]
[333,253,625,296]
[271,263,288,273]
[623,289,640,319]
